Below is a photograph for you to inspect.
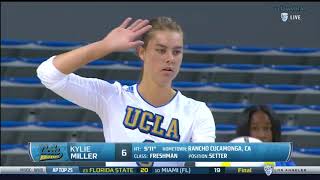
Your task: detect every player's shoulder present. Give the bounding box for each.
[109,81,135,94]
[177,92,207,110]
[121,84,135,93]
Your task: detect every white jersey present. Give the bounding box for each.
[36,56,216,167]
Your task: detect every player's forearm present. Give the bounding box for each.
[53,41,112,74]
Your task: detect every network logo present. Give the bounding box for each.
[280,12,302,23]
[264,164,274,176]
[281,12,289,22]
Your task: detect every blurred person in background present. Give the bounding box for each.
[236,105,296,166]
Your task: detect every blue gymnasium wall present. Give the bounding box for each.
[1,2,320,48]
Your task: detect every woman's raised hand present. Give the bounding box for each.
[101,17,152,52]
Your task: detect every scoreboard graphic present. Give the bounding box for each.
[28,142,292,162]
[1,166,320,175]
[3,142,318,175]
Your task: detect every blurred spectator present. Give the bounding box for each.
[236,105,295,166]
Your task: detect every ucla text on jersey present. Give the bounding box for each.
[123,106,180,141]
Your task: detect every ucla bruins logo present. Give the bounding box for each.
[123,106,180,141]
